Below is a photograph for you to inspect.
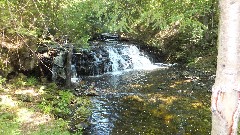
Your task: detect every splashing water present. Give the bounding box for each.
[106,44,159,72]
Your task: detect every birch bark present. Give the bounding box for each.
[211,0,240,134]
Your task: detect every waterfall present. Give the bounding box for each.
[106,45,158,72]
[71,43,161,77]
[48,41,167,85]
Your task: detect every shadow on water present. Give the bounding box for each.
[82,67,214,135]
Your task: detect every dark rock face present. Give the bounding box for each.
[100,33,119,42]
[89,33,120,42]
[36,44,67,83]
[36,43,114,84]
[1,45,38,78]
[52,49,67,83]
[73,46,112,76]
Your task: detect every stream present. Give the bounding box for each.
[81,67,213,135]
[66,42,214,135]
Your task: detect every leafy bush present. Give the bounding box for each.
[25,76,38,86]
[0,76,6,90]
[38,99,53,114]
[52,91,74,118]
[0,76,6,85]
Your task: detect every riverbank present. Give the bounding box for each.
[0,74,90,135]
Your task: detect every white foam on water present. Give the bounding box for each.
[106,45,164,73]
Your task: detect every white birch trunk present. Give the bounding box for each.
[211,0,240,134]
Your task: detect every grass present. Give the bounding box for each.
[0,74,90,135]
[0,112,20,135]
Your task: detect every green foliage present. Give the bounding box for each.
[0,78,88,135]
[1,0,219,65]
[38,87,91,121]
[0,76,6,86]
[10,75,38,87]
[0,112,15,121]
[25,76,38,86]
[75,35,91,49]
[12,73,27,87]
[16,94,33,102]
[52,90,74,118]
[0,112,20,135]
[38,98,53,114]
[37,87,91,134]
[47,82,58,90]
[70,97,91,133]
[0,57,11,77]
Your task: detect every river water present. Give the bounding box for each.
[82,67,213,135]
[68,43,213,134]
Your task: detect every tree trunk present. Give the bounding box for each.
[65,44,73,88]
[211,0,240,134]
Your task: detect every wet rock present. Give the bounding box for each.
[73,82,99,96]
[73,88,85,96]
[86,89,99,96]
[100,33,120,42]
[73,46,112,76]
[74,88,99,96]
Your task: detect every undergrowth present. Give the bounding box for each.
[0,75,91,135]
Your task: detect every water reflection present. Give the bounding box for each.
[83,67,212,135]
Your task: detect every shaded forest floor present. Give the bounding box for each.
[0,74,90,135]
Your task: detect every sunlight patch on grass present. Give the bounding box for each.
[17,108,33,122]
[39,86,46,94]
[0,95,17,107]
[15,85,46,96]
[17,108,52,125]
[15,89,39,96]
[16,108,53,134]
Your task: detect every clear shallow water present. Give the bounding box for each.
[82,67,213,135]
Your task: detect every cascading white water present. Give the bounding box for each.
[70,43,166,81]
[106,44,159,72]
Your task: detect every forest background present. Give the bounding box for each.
[0,0,218,76]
